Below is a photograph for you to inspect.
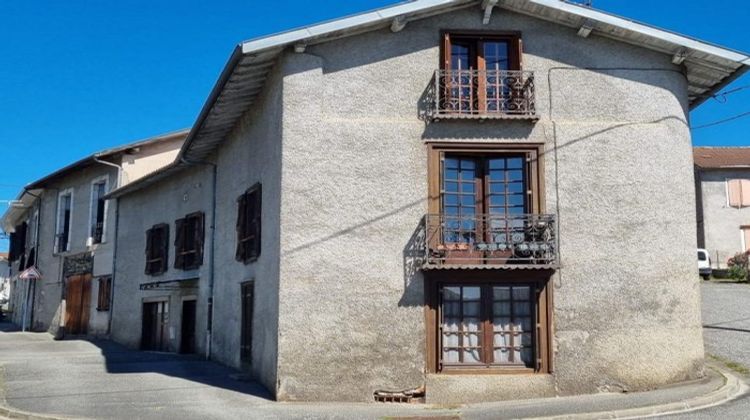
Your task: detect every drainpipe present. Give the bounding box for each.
[22,188,43,331]
[180,156,217,360]
[93,156,123,336]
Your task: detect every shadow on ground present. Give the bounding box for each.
[0,320,273,401]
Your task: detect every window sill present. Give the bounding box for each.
[439,367,540,375]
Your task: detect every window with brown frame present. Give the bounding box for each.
[96,276,112,311]
[174,212,205,270]
[145,223,169,275]
[425,272,551,374]
[427,143,546,266]
[440,32,528,115]
[236,184,262,264]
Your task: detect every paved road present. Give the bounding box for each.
[666,281,750,419]
[1,281,749,419]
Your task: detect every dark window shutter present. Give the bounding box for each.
[174,218,185,269]
[97,277,112,311]
[145,228,153,274]
[159,224,169,274]
[236,194,247,262]
[195,212,205,266]
[8,232,17,262]
[251,186,262,259]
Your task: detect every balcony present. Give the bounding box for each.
[423,69,537,121]
[421,213,557,269]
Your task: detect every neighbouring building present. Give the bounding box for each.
[0,253,9,313]
[102,0,749,404]
[1,130,187,335]
[695,147,750,268]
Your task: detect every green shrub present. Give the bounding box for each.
[727,251,750,281]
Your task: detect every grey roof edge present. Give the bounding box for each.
[24,128,190,191]
[239,0,474,54]
[238,0,750,62]
[539,0,750,63]
[107,0,750,200]
[176,46,244,164]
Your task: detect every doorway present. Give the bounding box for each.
[142,300,169,351]
[180,299,197,354]
[65,274,92,335]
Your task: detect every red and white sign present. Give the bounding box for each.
[19,267,42,280]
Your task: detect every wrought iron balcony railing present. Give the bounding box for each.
[424,69,537,120]
[422,213,557,268]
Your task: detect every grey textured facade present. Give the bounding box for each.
[696,168,750,267]
[107,5,708,404]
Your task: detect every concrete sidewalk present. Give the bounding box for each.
[0,323,746,420]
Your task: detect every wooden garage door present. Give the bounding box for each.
[65,274,92,335]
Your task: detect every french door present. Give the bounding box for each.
[441,154,529,262]
[442,33,522,114]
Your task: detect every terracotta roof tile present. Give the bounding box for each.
[694,147,750,169]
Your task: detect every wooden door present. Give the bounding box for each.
[65,274,92,335]
[180,300,197,354]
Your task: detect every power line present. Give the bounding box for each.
[712,85,750,103]
[691,111,750,130]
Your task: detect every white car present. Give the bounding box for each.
[698,248,712,280]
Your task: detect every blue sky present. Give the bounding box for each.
[1,0,749,251]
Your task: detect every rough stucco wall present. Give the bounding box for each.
[30,164,119,337]
[697,169,750,267]
[111,166,212,354]
[210,63,283,395]
[274,6,702,402]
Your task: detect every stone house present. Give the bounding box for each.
[695,147,750,268]
[29,0,750,404]
[1,130,186,335]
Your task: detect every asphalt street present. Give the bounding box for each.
[0,281,748,419]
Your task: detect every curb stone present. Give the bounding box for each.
[529,363,747,419]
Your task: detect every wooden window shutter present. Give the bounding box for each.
[159,224,169,274]
[195,212,205,266]
[236,193,248,261]
[97,277,111,311]
[145,228,153,274]
[251,185,262,259]
[742,180,750,207]
[728,179,743,208]
[174,218,185,269]
[516,37,524,69]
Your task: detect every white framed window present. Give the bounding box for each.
[55,189,74,253]
[89,176,109,245]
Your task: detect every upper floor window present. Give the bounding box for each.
[236,184,262,264]
[727,179,750,208]
[89,177,108,244]
[8,222,27,262]
[145,223,169,275]
[174,212,205,270]
[55,189,73,253]
[435,32,534,118]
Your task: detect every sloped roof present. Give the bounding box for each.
[109,0,750,199]
[1,129,189,232]
[694,147,750,169]
[25,129,189,190]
